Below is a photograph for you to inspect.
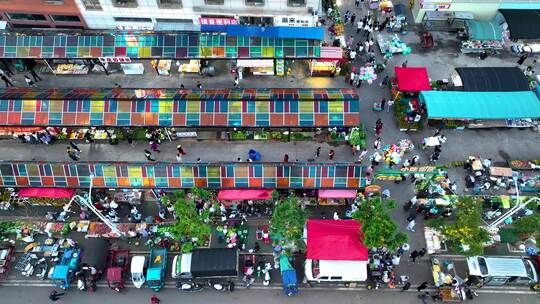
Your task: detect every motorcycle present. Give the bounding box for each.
[176,281,204,292]
[208,280,235,292]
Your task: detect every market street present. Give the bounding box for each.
[0,286,538,304]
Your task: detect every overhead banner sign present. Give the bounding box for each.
[198,18,238,25]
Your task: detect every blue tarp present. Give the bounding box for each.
[465,20,503,40]
[201,25,323,40]
[422,91,540,120]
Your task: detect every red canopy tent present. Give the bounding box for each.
[18,188,75,199]
[217,189,272,201]
[395,67,432,92]
[306,219,368,261]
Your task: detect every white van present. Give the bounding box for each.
[304,259,367,283]
[467,256,538,286]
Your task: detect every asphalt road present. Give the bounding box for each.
[1,286,538,304]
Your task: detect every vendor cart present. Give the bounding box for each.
[107,249,130,292]
[0,241,14,281]
[438,286,465,302]
[422,32,434,49]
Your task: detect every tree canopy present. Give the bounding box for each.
[427,197,490,257]
[169,190,212,253]
[269,196,308,249]
[352,196,407,250]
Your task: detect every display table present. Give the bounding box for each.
[425,227,444,254]
[377,34,408,54]
[460,40,503,53]
[121,63,144,75]
[55,64,89,75]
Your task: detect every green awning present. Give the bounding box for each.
[421,91,540,120]
[465,20,502,40]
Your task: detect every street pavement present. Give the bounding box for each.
[0,286,538,304]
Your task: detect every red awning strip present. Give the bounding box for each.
[318,189,357,199]
[18,188,75,199]
[217,189,272,201]
[307,219,368,261]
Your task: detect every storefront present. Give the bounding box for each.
[412,0,500,24]
[460,19,504,54]
[390,67,432,131]
[236,59,275,76]
[422,91,540,129]
[0,29,323,76]
[0,88,360,142]
[310,47,344,76]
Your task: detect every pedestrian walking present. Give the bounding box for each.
[430,151,440,163]
[358,148,368,163]
[406,219,416,232]
[353,73,360,87]
[151,294,161,304]
[233,76,239,87]
[350,13,356,25]
[417,282,428,292]
[150,140,160,153]
[24,75,36,87]
[347,35,354,48]
[368,38,374,52]
[386,99,394,112]
[379,75,389,88]
[517,53,528,65]
[355,0,360,6]
[401,60,408,68]
[145,149,156,161]
[373,137,382,150]
[315,146,321,157]
[350,50,357,61]
[283,154,289,162]
[401,282,411,291]
[363,23,371,37]
[375,118,383,135]
[66,147,79,161]
[69,141,81,152]
[356,79,362,88]
[380,98,386,110]
[328,149,335,160]
[409,250,420,263]
[364,40,369,53]
[406,212,416,223]
[49,290,65,302]
[1,74,13,87]
[356,20,363,34]
[126,131,134,146]
[410,155,419,166]
[176,144,186,161]
[349,71,355,85]
[196,81,202,89]
[30,69,42,82]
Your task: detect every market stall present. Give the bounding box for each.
[390,67,431,131]
[177,60,200,74]
[237,59,275,76]
[310,47,344,76]
[377,34,411,54]
[452,67,529,92]
[317,189,357,206]
[151,59,172,75]
[422,91,540,129]
[500,9,540,55]
[461,19,504,54]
